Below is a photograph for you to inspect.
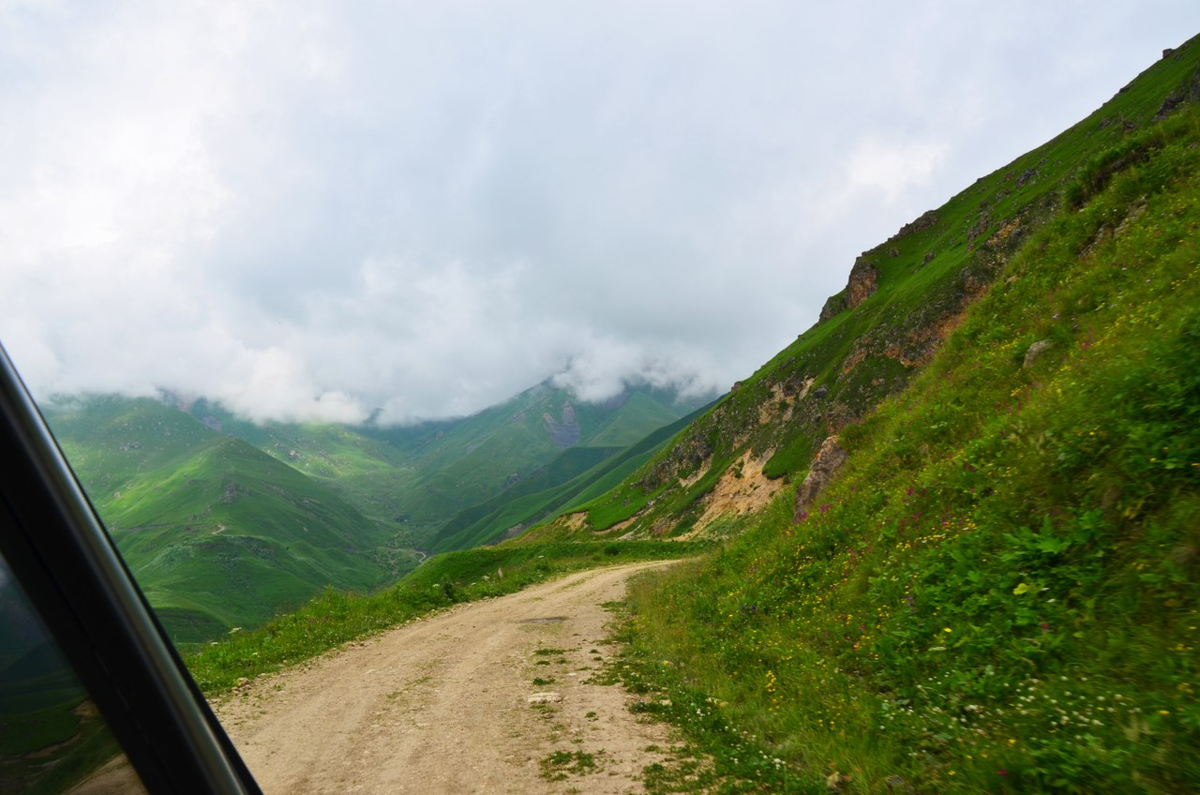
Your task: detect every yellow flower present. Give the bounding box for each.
[943,627,953,633]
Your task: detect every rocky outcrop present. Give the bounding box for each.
[846,256,879,309]
[819,292,847,323]
[818,255,878,324]
[794,436,847,518]
[888,210,939,242]
[818,210,939,326]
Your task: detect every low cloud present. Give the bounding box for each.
[1,2,1195,423]
[845,139,950,205]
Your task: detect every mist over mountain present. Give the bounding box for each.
[2,2,1197,425]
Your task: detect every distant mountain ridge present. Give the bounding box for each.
[43,396,396,642]
[178,379,710,535]
[41,379,711,638]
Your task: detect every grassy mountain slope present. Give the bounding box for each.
[429,445,625,552]
[587,391,686,447]
[588,40,1200,793]
[526,40,1200,547]
[379,382,708,525]
[180,397,427,542]
[44,397,397,641]
[186,383,708,550]
[432,399,718,552]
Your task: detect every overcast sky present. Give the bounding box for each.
[1,2,1197,424]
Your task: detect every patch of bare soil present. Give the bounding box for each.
[212,562,681,793]
[680,450,783,539]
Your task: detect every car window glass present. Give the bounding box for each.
[0,550,146,794]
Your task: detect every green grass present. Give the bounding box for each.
[430,445,625,551]
[560,36,1200,546]
[43,397,398,641]
[540,749,604,780]
[366,381,706,525]
[608,101,1200,793]
[184,540,706,693]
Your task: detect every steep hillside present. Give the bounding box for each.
[431,399,716,552]
[584,38,1200,793]
[528,40,1200,547]
[180,397,427,544]
[44,397,398,642]
[373,381,709,525]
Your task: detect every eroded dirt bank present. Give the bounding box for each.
[213,561,680,794]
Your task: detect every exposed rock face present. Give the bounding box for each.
[967,211,993,246]
[637,436,712,492]
[543,401,581,448]
[818,254,882,323]
[888,210,939,242]
[846,256,879,309]
[819,292,847,323]
[794,436,847,518]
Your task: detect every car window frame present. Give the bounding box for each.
[0,343,260,794]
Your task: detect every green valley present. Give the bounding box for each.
[179,380,709,546]
[41,381,707,642]
[44,396,398,642]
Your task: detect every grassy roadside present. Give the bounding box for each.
[184,540,705,694]
[603,108,1200,793]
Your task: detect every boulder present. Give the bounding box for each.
[1023,339,1054,368]
[794,436,848,517]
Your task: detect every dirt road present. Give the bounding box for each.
[212,562,680,794]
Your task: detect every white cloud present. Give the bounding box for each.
[845,139,950,205]
[0,1,1197,423]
